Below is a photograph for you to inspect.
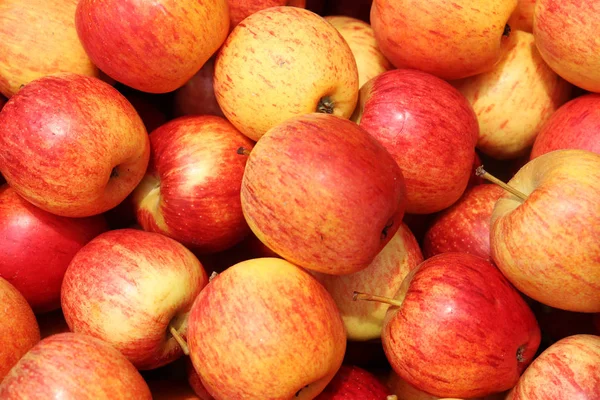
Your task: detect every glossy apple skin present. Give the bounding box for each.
[241,113,406,275]
[423,184,504,261]
[188,258,347,400]
[507,334,600,399]
[214,6,359,141]
[452,30,572,160]
[0,332,152,399]
[534,0,600,93]
[0,185,108,313]
[61,229,208,370]
[325,16,393,89]
[490,149,600,312]
[75,0,229,94]
[173,56,225,118]
[354,69,478,214]
[312,223,423,341]
[315,365,391,399]
[531,94,600,159]
[371,0,517,80]
[228,0,306,28]
[382,252,541,398]
[508,0,536,32]
[133,116,254,254]
[0,0,100,98]
[0,277,40,381]
[0,73,150,218]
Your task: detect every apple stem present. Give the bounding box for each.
[209,271,219,282]
[317,96,334,114]
[237,147,251,156]
[475,166,528,201]
[387,396,398,400]
[169,325,190,356]
[352,291,403,307]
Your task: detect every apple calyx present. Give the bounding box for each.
[317,96,334,114]
[169,325,190,356]
[352,291,403,308]
[381,218,395,240]
[237,147,251,156]
[516,345,526,363]
[475,166,527,201]
[503,24,512,37]
[209,271,219,282]
[110,167,119,178]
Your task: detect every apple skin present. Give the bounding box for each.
[507,334,600,399]
[214,6,359,141]
[423,184,505,261]
[173,56,225,118]
[370,0,518,80]
[325,16,393,89]
[0,277,40,381]
[530,94,600,159]
[0,332,152,399]
[0,73,150,218]
[315,365,392,399]
[0,0,100,98]
[312,223,423,341]
[228,0,306,29]
[0,185,109,313]
[186,358,214,400]
[533,0,600,93]
[133,115,254,254]
[61,228,208,370]
[452,30,572,160]
[490,149,600,312]
[508,0,536,32]
[187,257,347,400]
[382,252,541,398]
[353,69,479,214]
[241,113,406,275]
[75,0,229,94]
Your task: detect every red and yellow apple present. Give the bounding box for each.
[173,56,225,118]
[228,0,306,29]
[315,365,392,399]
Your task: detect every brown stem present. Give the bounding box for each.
[353,291,403,307]
[475,166,528,201]
[169,325,189,356]
[209,271,219,282]
[237,147,251,156]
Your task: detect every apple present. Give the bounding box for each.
[353,69,478,214]
[490,149,600,312]
[214,6,359,141]
[0,332,152,398]
[228,0,306,29]
[186,358,214,400]
[423,184,505,261]
[241,113,406,275]
[323,0,372,22]
[325,16,393,89]
[373,252,541,398]
[315,365,392,399]
[508,0,536,33]
[0,0,100,98]
[0,185,109,313]
[187,257,347,400]
[36,308,71,339]
[61,228,208,370]
[533,0,600,93]
[370,0,518,80]
[312,223,423,341]
[75,0,229,94]
[0,73,150,218]
[0,277,40,381]
[173,56,225,118]
[452,30,572,160]
[530,94,600,159]
[133,115,254,254]
[507,334,600,399]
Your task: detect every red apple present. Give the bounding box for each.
[0,73,150,218]
[187,257,347,399]
[61,229,208,370]
[228,0,306,29]
[36,308,71,340]
[0,185,108,313]
[0,277,40,381]
[186,358,214,400]
[507,334,600,399]
[423,184,505,261]
[133,115,254,254]
[378,252,541,398]
[0,0,100,98]
[0,332,152,398]
[371,0,518,80]
[353,69,478,214]
[173,56,225,118]
[315,365,392,399]
[531,94,600,159]
[241,113,406,275]
[75,0,229,94]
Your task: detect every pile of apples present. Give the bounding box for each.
[0,0,599,399]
